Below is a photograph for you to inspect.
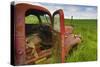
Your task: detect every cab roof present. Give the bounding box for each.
[15,3,51,16]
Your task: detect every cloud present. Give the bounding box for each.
[37,2,97,19]
[85,7,95,12]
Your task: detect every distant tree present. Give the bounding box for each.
[70,16,74,27]
[70,16,73,23]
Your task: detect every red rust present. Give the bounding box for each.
[15,3,52,65]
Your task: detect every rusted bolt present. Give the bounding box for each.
[17,50,23,55]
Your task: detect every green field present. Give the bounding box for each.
[25,16,97,63]
[64,19,97,62]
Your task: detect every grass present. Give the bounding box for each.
[25,15,97,63]
[64,19,97,62]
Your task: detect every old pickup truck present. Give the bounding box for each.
[11,2,81,65]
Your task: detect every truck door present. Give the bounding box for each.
[52,9,65,63]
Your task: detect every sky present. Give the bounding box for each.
[37,2,97,19]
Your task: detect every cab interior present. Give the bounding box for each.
[25,9,53,64]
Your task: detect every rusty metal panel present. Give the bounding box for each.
[15,4,26,65]
[14,3,52,65]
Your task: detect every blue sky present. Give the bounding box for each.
[37,2,97,19]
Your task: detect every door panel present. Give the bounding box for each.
[52,9,65,63]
